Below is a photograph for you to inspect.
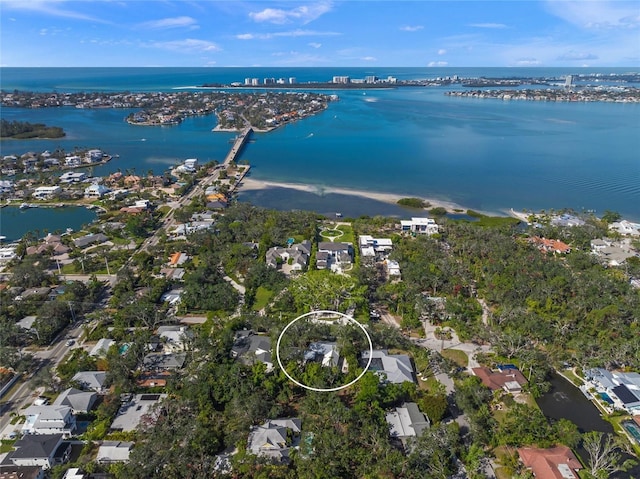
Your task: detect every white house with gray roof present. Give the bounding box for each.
[22,405,76,437]
[96,441,133,464]
[247,418,301,463]
[53,388,97,414]
[110,394,167,432]
[5,434,71,469]
[72,371,107,393]
[584,368,640,414]
[386,402,430,446]
[361,350,416,384]
[231,331,273,372]
[317,242,352,271]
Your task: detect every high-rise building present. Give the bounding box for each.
[565,75,573,88]
[289,77,297,84]
[332,76,350,84]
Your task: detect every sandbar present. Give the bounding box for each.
[238,177,482,215]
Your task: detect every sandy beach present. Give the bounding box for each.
[239,177,477,214]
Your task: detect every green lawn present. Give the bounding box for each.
[441,348,468,367]
[0,440,16,453]
[252,286,273,311]
[336,224,355,244]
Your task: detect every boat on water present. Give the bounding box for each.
[19,203,30,209]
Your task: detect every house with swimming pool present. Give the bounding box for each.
[584,368,640,415]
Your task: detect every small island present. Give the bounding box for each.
[0,119,65,139]
[397,197,431,209]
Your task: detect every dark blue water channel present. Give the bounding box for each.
[537,372,640,478]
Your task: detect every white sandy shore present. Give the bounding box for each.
[238,177,487,215]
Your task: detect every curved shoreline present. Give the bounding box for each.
[238,177,500,217]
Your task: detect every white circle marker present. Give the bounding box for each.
[276,310,373,392]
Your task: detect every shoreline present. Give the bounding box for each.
[238,177,497,216]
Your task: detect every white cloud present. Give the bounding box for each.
[427,61,448,67]
[249,2,332,25]
[308,42,322,48]
[468,23,507,29]
[148,39,221,53]
[557,51,599,61]
[438,49,447,55]
[236,29,340,40]
[400,25,423,32]
[139,16,199,30]
[1,0,108,23]
[361,56,377,61]
[513,58,541,66]
[545,0,640,30]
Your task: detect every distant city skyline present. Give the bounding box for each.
[1,0,639,68]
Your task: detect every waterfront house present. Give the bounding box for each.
[84,184,111,199]
[73,233,108,249]
[247,418,301,463]
[584,368,640,414]
[4,434,70,470]
[32,186,61,200]
[59,172,87,183]
[610,220,640,236]
[64,156,82,167]
[0,179,14,195]
[86,149,104,163]
[400,217,439,235]
[517,445,582,479]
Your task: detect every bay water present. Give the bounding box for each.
[1,67,638,240]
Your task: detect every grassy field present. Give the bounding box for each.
[441,348,468,367]
[252,286,273,311]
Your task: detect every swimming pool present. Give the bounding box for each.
[622,421,640,445]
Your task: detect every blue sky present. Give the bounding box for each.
[1,0,638,67]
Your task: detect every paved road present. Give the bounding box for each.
[0,322,85,436]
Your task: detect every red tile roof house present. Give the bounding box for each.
[472,366,528,393]
[529,237,572,254]
[518,446,583,479]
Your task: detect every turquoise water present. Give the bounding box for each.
[1,67,639,223]
[0,206,97,242]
